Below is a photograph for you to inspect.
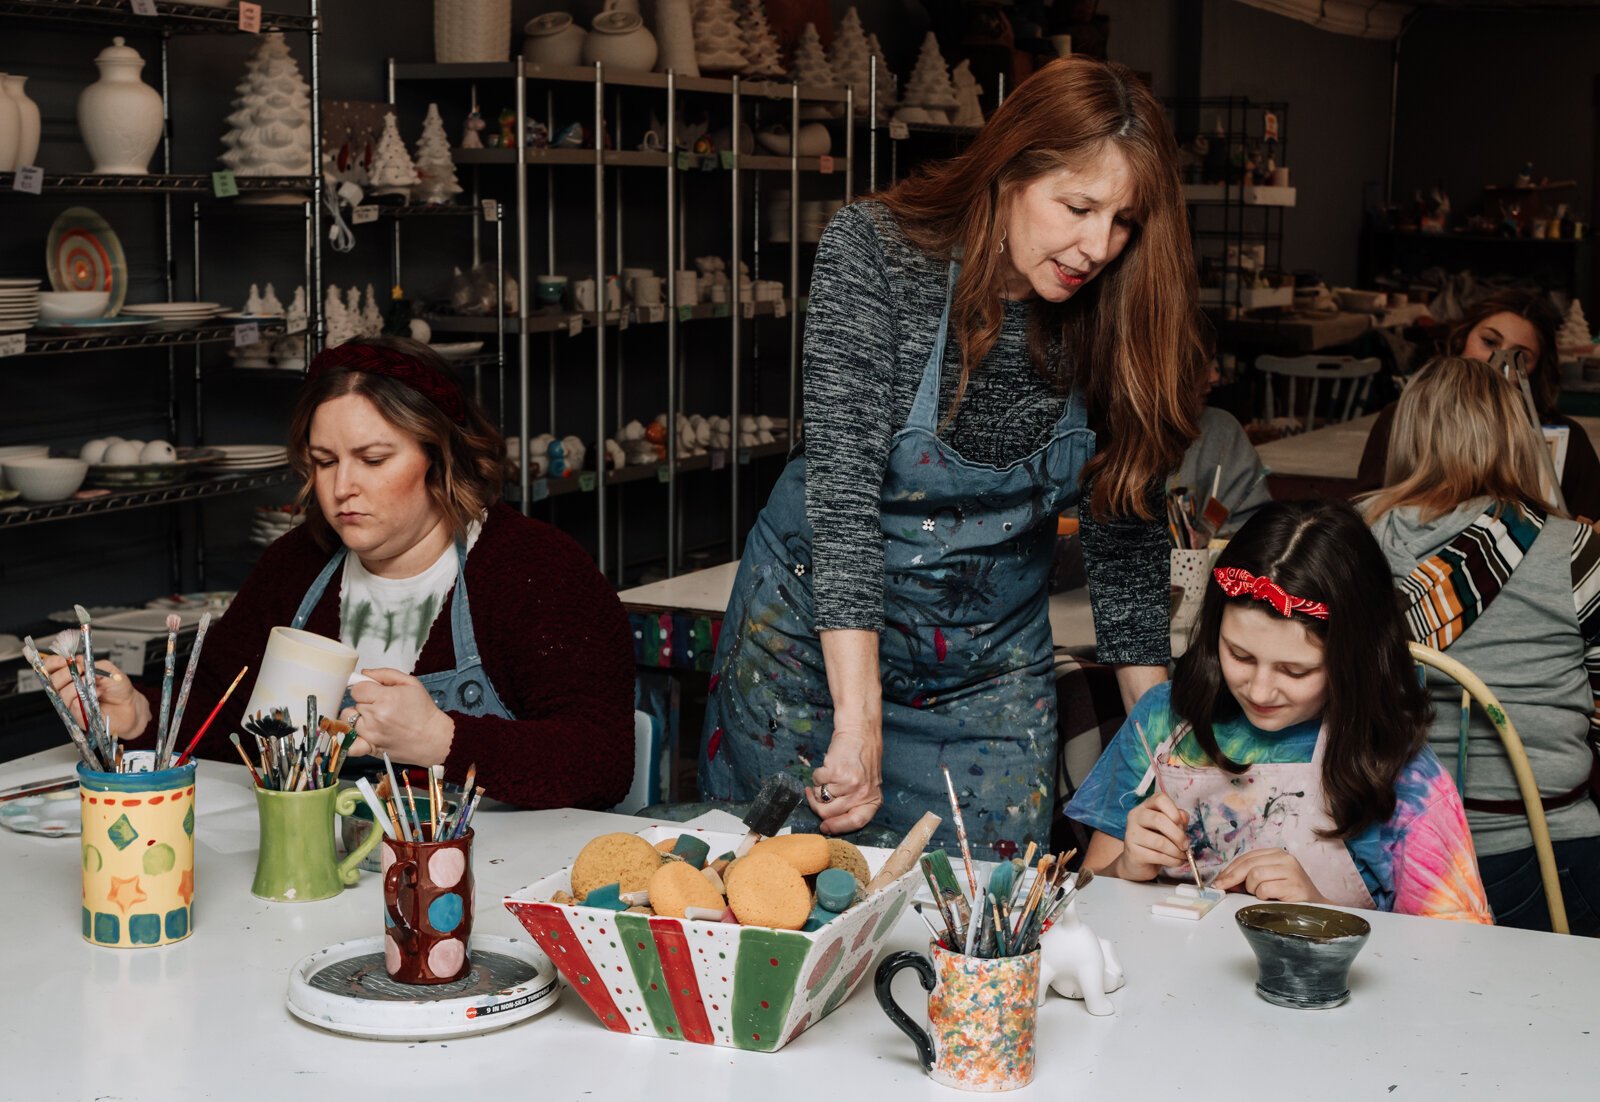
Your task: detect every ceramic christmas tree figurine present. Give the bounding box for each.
[1560,299,1592,350]
[791,23,838,119]
[739,0,784,79]
[369,111,420,198]
[219,32,313,178]
[324,284,357,347]
[259,282,285,316]
[412,103,463,205]
[866,33,898,121]
[345,286,364,334]
[694,0,748,74]
[828,7,872,115]
[949,60,984,127]
[361,284,384,337]
[903,32,958,120]
[243,283,265,315]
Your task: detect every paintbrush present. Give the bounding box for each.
[381,752,412,842]
[48,630,93,737]
[920,855,962,946]
[451,785,485,839]
[173,665,248,767]
[401,770,423,841]
[162,612,211,768]
[356,776,397,840]
[0,775,78,803]
[450,763,477,834]
[1135,720,1205,888]
[940,765,980,903]
[73,606,109,753]
[924,850,971,941]
[376,774,406,842]
[227,732,264,787]
[22,638,103,770]
[156,614,180,757]
[912,901,948,947]
[430,765,444,841]
[735,772,807,857]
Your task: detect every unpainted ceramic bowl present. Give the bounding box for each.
[37,290,111,320]
[2,457,89,502]
[1236,903,1370,1009]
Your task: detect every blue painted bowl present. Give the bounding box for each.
[1236,903,1370,1009]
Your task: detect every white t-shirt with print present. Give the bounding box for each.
[338,522,482,675]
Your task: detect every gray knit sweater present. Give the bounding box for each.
[801,200,1170,666]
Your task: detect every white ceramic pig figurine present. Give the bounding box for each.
[1035,898,1124,1016]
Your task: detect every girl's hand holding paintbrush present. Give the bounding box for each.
[1111,793,1193,881]
[339,667,455,765]
[1209,848,1327,904]
[38,655,149,740]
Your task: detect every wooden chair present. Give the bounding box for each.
[1408,643,1569,934]
[1257,354,1381,432]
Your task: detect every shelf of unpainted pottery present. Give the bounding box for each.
[0,0,317,34]
[455,148,672,169]
[393,61,850,105]
[424,300,799,335]
[0,468,296,529]
[19,321,288,357]
[506,441,792,500]
[0,172,318,196]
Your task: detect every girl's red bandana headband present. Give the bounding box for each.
[1212,566,1330,621]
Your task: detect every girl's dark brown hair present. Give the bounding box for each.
[286,336,509,549]
[1172,499,1432,839]
[1445,288,1562,418]
[876,57,1203,521]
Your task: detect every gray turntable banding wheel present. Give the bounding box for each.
[309,950,537,1003]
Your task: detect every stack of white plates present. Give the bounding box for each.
[250,505,305,548]
[0,279,42,333]
[121,302,229,329]
[201,444,289,475]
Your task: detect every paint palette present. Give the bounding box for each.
[285,933,559,1041]
[0,787,79,836]
[1151,884,1225,921]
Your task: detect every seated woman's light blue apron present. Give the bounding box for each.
[290,542,514,720]
[699,263,1095,857]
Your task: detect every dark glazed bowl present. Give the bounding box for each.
[1235,903,1371,1009]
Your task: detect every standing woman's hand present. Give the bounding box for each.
[808,722,884,834]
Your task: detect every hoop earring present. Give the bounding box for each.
[997,228,1007,255]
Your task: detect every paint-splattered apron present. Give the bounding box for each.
[291,542,515,720]
[700,262,1095,858]
[1143,722,1375,907]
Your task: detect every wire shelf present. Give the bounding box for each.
[18,322,288,358]
[0,469,296,529]
[0,172,316,195]
[0,0,317,33]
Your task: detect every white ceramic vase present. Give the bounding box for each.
[434,0,512,63]
[522,12,587,67]
[77,38,164,175]
[6,76,40,167]
[0,74,19,173]
[240,627,359,726]
[654,0,699,75]
[584,8,658,72]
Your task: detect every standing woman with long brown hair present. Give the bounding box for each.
[699,58,1203,855]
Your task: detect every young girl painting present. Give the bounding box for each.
[1067,499,1492,922]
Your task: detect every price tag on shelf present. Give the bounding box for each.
[567,314,584,337]
[211,171,238,198]
[738,447,753,465]
[0,334,25,358]
[285,308,307,335]
[741,300,755,320]
[481,199,499,223]
[773,299,787,319]
[578,472,597,493]
[819,155,834,175]
[699,155,718,173]
[719,151,735,170]
[351,204,379,225]
[889,121,910,140]
[129,0,157,14]
[617,309,630,331]
[677,305,693,323]
[656,465,671,484]
[710,449,727,471]
[234,322,261,348]
[645,305,665,324]
[676,152,693,171]
[529,478,550,503]
[713,303,730,319]
[238,1,262,33]
[12,165,43,195]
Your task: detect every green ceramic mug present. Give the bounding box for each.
[252,785,381,902]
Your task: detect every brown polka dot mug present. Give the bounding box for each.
[382,829,474,984]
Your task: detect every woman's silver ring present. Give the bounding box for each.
[818,783,833,803]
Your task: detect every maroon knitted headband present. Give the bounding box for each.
[306,342,467,426]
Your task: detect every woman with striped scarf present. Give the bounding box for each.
[1366,356,1600,934]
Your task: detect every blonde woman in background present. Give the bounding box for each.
[1365,356,1600,933]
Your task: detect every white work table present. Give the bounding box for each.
[2,748,1594,1100]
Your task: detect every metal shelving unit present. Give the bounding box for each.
[0,469,296,528]
[390,59,851,583]
[0,0,323,593]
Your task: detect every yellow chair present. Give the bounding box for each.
[1408,643,1569,935]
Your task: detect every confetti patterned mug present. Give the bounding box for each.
[875,943,1040,1091]
[78,757,197,949]
[382,830,474,985]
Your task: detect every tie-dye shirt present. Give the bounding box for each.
[1066,684,1491,923]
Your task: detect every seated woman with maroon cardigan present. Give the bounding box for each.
[40,337,635,809]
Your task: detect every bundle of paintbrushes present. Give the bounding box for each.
[914,845,1091,959]
[352,754,482,844]
[230,696,359,791]
[19,606,238,774]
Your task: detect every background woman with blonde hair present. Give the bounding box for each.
[700,58,1203,853]
[1366,356,1600,933]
